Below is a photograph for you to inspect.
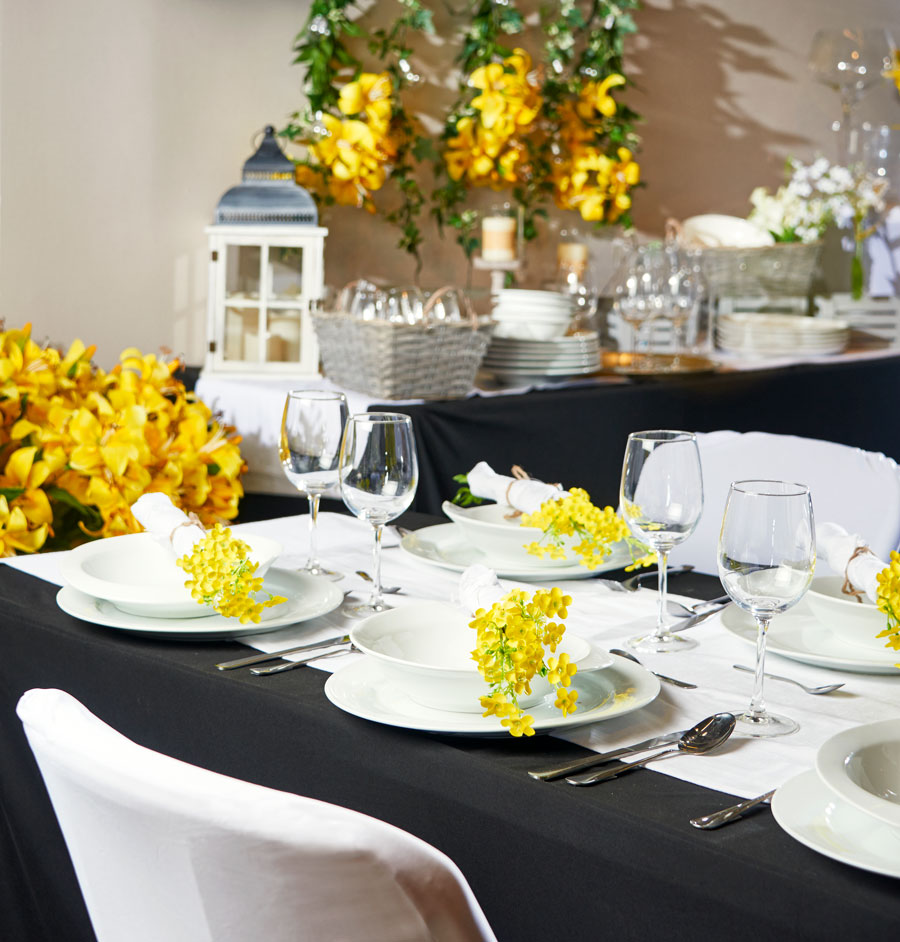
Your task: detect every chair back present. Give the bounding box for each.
[17,688,496,942]
[668,430,900,574]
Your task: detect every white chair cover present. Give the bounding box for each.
[17,688,496,942]
[668,431,900,575]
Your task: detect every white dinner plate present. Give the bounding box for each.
[400,523,632,580]
[323,652,659,736]
[719,600,899,674]
[771,770,900,879]
[56,568,344,640]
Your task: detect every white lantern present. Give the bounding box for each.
[203,126,327,376]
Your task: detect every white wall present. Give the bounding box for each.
[1,0,898,366]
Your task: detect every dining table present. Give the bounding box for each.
[2,508,900,942]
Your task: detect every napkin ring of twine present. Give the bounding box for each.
[169,512,204,547]
[504,465,562,518]
[842,544,873,603]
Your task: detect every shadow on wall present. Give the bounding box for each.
[630,0,813,231]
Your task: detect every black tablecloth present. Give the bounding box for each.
[375,356,900,514]
[3,543,900,942]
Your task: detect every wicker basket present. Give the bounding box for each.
[699,242,822,298]
[312,297,494,400]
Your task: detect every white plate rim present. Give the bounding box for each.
[815,719,900,828]
[771,769,900,879]
[719,602,899,673]
[323,653,659,736]
[400,523,630,580]
[55,568,344,639]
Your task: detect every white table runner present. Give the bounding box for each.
[8,511,900,800]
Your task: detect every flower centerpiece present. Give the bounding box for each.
[0,324,244,554]
[875,551,900,658]
[748,157,887,299]
[470,586,577,737]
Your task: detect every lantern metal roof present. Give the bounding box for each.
[214,125,318,226]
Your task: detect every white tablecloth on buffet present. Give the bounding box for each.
[9,511,900,801]
[195,343,900,496]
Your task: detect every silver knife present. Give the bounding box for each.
[215,634,350,671]
[528,730,688,781]
[670,604,728,633]
[250,645,350,675]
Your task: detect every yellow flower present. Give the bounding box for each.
[0,494,48,554]
[470,63,508,129]
[577,73,627,119]
[554,687,579,717]
[875,550,900,653]
[338,72,393,135]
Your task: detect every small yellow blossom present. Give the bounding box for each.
[177,523,286,623]
[875,550,900,656]
[521,487,654,571]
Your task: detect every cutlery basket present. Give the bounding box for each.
[312,299,494,400]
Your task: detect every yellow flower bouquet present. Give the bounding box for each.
[0,324,244,555]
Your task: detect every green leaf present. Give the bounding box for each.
[0,487,25,502]
[47,486,104,531]
[207,462,221,476]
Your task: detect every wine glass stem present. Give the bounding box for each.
[369,523,385,609]
[654,549,669,641]
[749,615,772,719]
[306,493,322,571]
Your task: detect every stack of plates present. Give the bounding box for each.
[717,313,849,356]
[481,333,600,382]
[55,532,343,639]
[492,289,574,340]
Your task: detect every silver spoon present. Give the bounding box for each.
[690,789,776,829]
[621,565,694,591]
[732,664,845,695]
[566,712,736,786]
[610,648,698,689]
[355,570,402,594]
[667,595,731,618]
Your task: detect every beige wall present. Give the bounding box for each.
[1,0,898,366]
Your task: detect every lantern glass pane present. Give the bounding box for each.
[223,307,263,362]
[268,246,304,301]
[225,245,262,299]
[265,310,302,362]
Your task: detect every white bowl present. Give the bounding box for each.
[59,531,283,618]
[805,576,888,653]
[498,289,573,304]
[442,500,579,566]
[816,719,900,828]
[350,600,609,713]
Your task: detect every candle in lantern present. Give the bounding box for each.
[482,215,518,262]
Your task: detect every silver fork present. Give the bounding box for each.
[732,664,845,695]
[690,790,776,829]
[355,570,403,594]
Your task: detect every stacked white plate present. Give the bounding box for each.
[716,313,849,356]
[55,531,344,639]
[492,289,574,340]
[481,333,600,382]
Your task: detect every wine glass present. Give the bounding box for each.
[614,245,664,369]
[718,481,816,738]
[808,28,895,163]
[339,413,418,615]
[620,431,704,653]
[279,389,349,578]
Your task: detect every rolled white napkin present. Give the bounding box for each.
[459,564,505,615]
[131,493,206,558]
[816,521,886,603]
[681,214,775,249]
[467,461,564,514]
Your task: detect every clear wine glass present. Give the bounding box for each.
[620,430,704,653]
[339,413,418,616]
[279,389,349,578]
[718,480,816,738]
[808,27,895,163]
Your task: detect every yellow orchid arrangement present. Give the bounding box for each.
[471,586,577,737]
[521,488,655,571]
[0,323,244,555]
[875,551,900,657]
[178,524,286,623]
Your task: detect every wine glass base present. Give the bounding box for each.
[342,598,394,618]
[733,710,799,738]
[627,631,698,654]
[302,564,344,581]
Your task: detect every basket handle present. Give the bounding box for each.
[422,286,477,327]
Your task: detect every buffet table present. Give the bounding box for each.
[3,512,900,942]
[195,348,900,514]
